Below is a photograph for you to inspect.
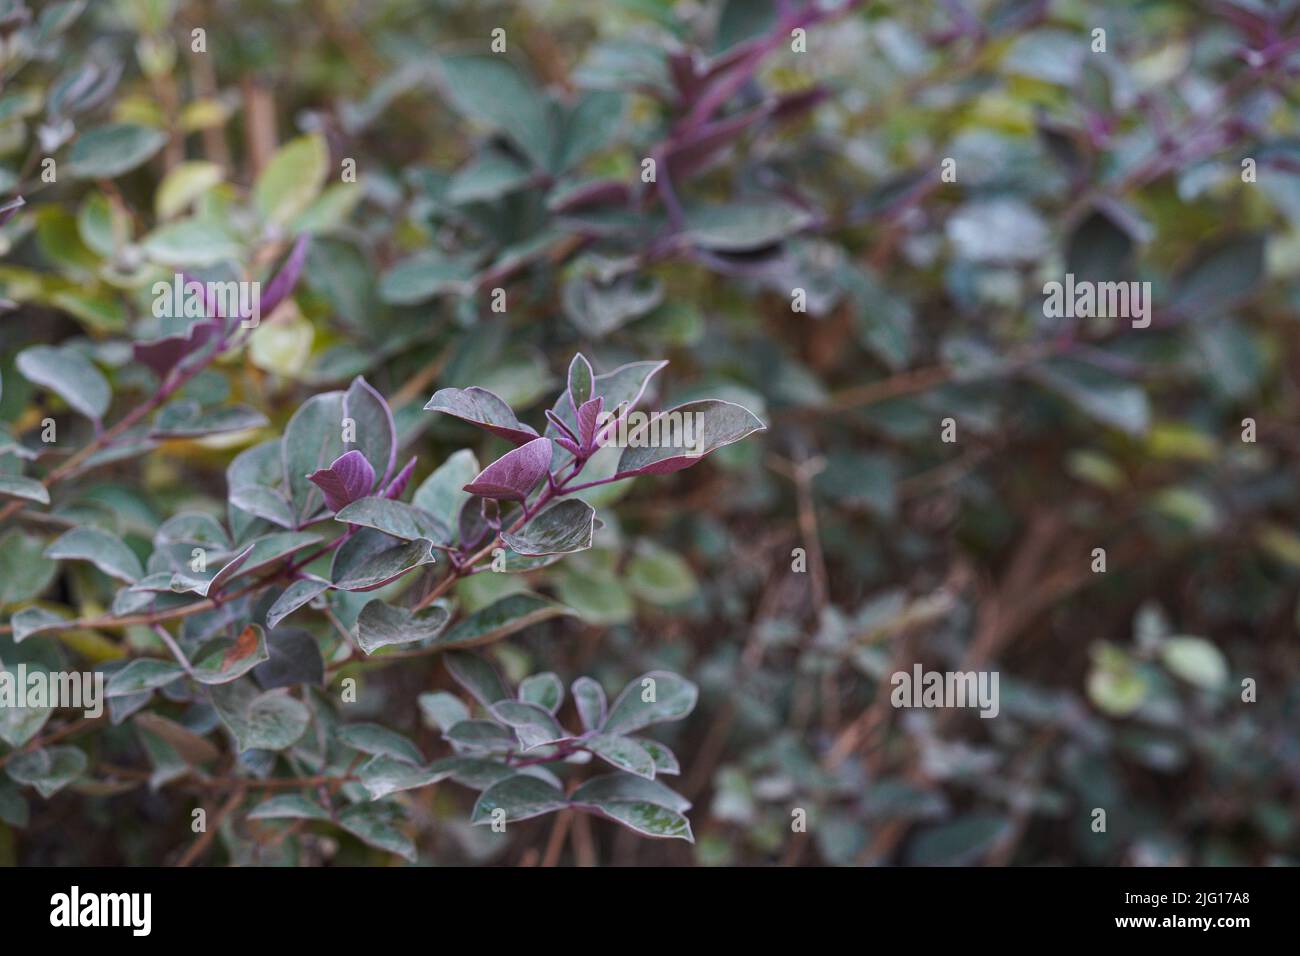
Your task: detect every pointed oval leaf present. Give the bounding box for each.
[354,599,451,654]
[602,671,698,735]
[463,437,552,501]
[614,400,765,478]
[432,592,575,650]
[424,386,540,446]
[335,497,451,545]
[585,733,656,779]
[45,527,143,582]
[470,774,568,826]
[571,676,607,732]
[16,345,110,421]
[500,498,596,556]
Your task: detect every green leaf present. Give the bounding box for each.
[470,774,568,825]
[378,251,476,305]
[518,672,563,714]
[354,599,451,654]
[585,733,656,779]
[1160,636,1228,689]
[282,391,346,524]
[335,497,451,545]
[105,658,185,697]
[190,625,270,685]
[155,160,224,219]
[150,402,268,438]
[11,607,69,643]
[444,651,512,707]
[356,755,460,800]
[141,219,242,267]
[248,793,331,821]
[614,400,766,478]
[67,124,166,179]
[1032,362,1150,436]
[265,578,331,629]
[440,55,554,169]
[500,499,596,556]
[552,92,624,173]
[337,802,416,862]
[16,345,110,421]
[682,200,814,252]
[45,526,143,582]
[340,723,424,763]
[5,746,88,797]
[489,699,569,751]
[571,676,606,732]
[907,815,1012,865]
[0,672,52,747]
[432,592,575,649]
[583,799,693,841]
[1170,234,1266,320]
[626,540,698,605]
[412,449,479,528]
[330,533,437,592]
[254,134,329,228]
[0,531,57,605]
[445,719,517,753]
[208,680,310,752]
[0,475,49,505]
[571,773,691,813]
[633,737,680,776]
[602,671,698,735]
[418,691,469,733]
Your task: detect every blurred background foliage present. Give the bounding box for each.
[1,0,1299,865]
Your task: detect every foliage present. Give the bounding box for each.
[1,0,1299,865]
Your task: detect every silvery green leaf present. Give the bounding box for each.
[357,755,461,800]
[254,627,325,689]
[602,671,698,735]
[0,475,49,505]
[248,793,331,821]
[0,679,52,747]
[418,691,469,733]
[614,400,765,479]
[907,815,1012,866]
[500,499,596,556]
[633,737,680,776]
[412,449,479,528]
[431,592,575,649]
[334,497,451,545]
[16,345,110,421]
[354,599,450,654]
[571,676,606,732]
[265,577,331,629]
[682,199,814,252]
[0,530,58,604]
[518,672,563,714]
[489,699,569,751]
[5,745,87,798]
[282,391,347,525]
[378,250,476,305]
[342,376,396,488]
[105,659,185,697]
[1160,636,1228,689]
[330,531,436,592]
[190,625,270,685]
[445,719,516,753]
[439,54,554,170]
[11,607,69,643]
[580,798,693,841]
[585,733,656,779]
[67,123,166,178]
[337,802,416,862]
[571,772,691,813]
[423,386,539,446]
[44,526,143,582]
[470,774,568,826]
[208,680,310,752]
[340,722,424,763]
[150,402,267,439]
[444,651,512,707]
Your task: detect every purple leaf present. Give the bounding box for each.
[463,437,552,501]
[424,386,540,446]
[576,396,604,455]
[257,234,311,320]
[384,455,418,499]
[132,318,221,379]
[307,449,376,513]
[0,195,25,227]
